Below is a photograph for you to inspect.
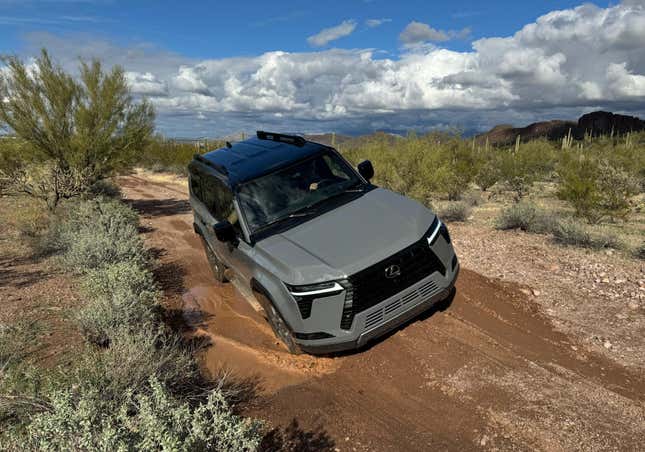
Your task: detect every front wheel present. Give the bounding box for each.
[255,291,301,354]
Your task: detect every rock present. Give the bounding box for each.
[628,301,639,310]
[603,340,612,349]
[532,289,541,296]
[614,279,626,285]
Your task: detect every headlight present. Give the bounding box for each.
[285,281,344,297]
[286,281,345,320]
[426,217,451,245]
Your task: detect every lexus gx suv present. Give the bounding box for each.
[188,131,459,354]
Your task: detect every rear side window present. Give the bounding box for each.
[200,174,233,220]
[189,165,240,235]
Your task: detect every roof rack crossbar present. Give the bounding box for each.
[193,154,229,175]
[256,130,306,147]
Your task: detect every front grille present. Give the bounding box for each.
[340,234,445,329]
[364,279,439,330]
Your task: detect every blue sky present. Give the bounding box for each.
[1,0,610,57]
[1,0,644,137]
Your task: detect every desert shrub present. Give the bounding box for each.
[86,179,122,199]
[462,190,483,207]
[81,261,159,306]
[76,265,160,346]
[4,378,262,452]
[74,330,211,405]
[138,137,225,174]
[498,140,555,201]
[474,159,501,192]
[342,131,479,204]
[437,202,471,222]
[557,153,639,223]
[634,243,645,260]
[0,321,52,430]
[4,197,50,240]
[0,50,154,210]
[56,197,146,272]
[495,202,557,234]
[552,220,622,249]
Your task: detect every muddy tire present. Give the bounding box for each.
[201,237,227,283]
[255,290,302,355]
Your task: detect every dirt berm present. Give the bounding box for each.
[119,173,645,452]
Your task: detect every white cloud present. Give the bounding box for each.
[366,18,391,28]
[400,21,449,43]
[307,20,357,47]
[399,21,470,45]
[125,71,168,96]
[17,1,645,136]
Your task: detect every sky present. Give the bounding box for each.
[1,0,645,137]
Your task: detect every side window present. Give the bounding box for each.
[200,174,241,234]
[322,154,351,181]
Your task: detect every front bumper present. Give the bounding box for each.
[298,262,459,354]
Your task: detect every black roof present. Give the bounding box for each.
[194,133,328,186]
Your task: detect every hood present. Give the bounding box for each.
[254,188,435,284]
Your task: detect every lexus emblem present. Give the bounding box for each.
[384,264,401,279]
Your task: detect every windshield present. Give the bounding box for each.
[237,151,365,233]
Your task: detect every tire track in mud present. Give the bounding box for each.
[119,173,645,452]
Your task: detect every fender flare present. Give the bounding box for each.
[250,278,295,332]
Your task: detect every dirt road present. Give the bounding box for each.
[120,172,644,451]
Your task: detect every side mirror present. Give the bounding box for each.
[213,220,236,243]
[357,160,374,181]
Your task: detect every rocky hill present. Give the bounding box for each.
[477,111,645,146]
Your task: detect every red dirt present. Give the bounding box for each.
[119,173,645,452]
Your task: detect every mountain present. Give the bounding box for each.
[477,111,645,146]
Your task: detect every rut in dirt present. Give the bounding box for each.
[120,173,645,452]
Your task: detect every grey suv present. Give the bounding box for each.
[188,131,459,354]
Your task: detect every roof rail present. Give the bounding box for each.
[256,130,306,147]
[193,154,229,175]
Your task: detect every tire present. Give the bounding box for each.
[255,290,302,355]
[201,237,227,283]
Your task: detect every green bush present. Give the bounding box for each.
[462,190,483,207]
[74,330,210,405]
[86,179,122,199]
[498,140,555,201]
[635,243,645,260]
[437,202,471,222]
[138,137,225,174]
[474,158,501,192]
[495,202,557,234]
[78,261,160,346]
[552,220,622,249]
[0,320,40,369]
[57,197,147,272]
[557,153,639,223]
[4,378,262,452]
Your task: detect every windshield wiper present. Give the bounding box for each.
[255,207,319,232]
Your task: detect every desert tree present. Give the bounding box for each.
[0,49,155,210]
